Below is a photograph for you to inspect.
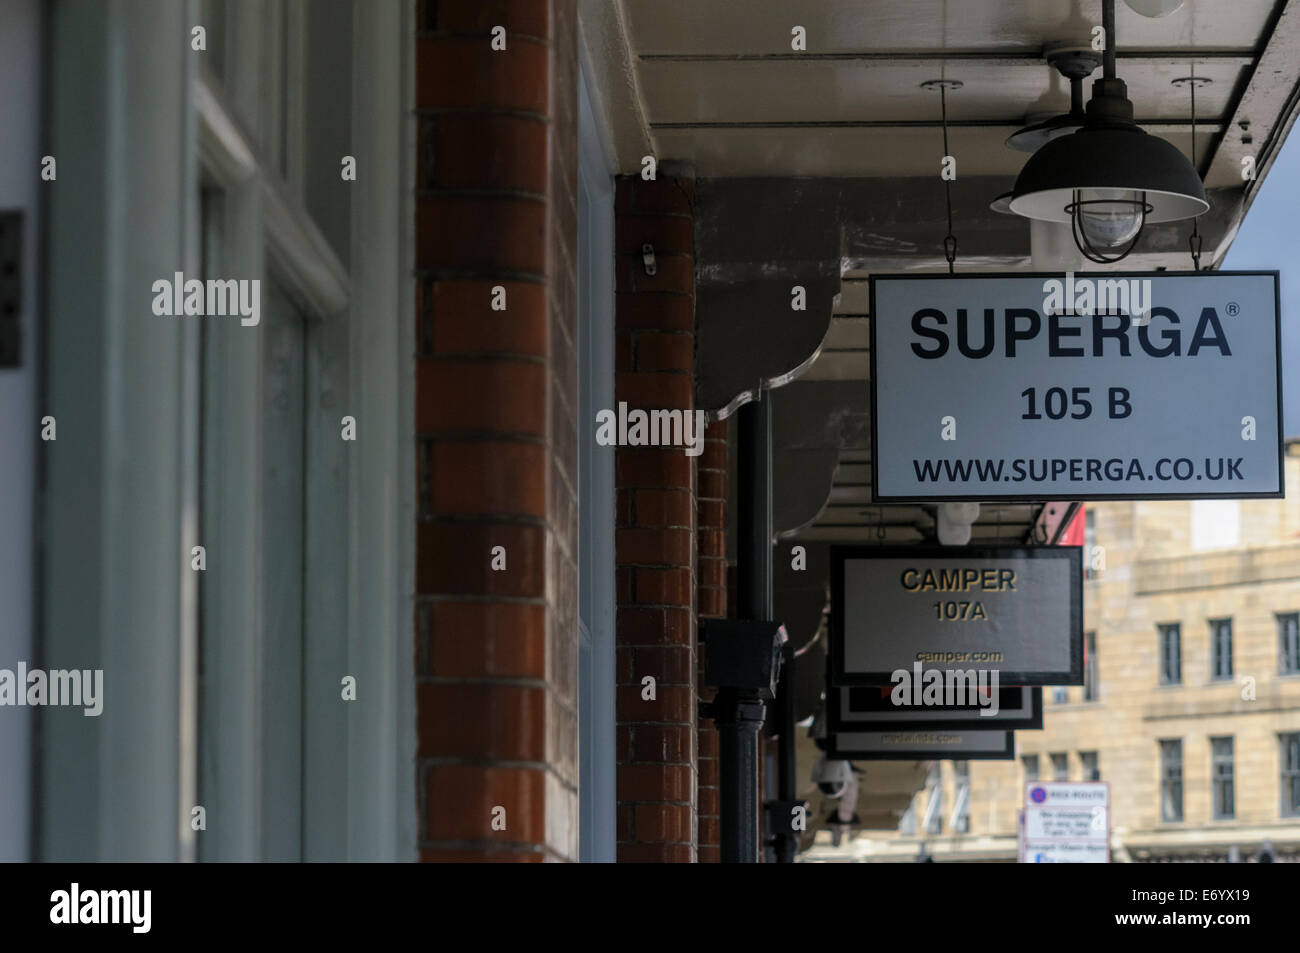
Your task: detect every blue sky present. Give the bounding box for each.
[1223,126,1300,436]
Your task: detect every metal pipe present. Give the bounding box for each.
[719,394,774,863]
[1103,0,1117,79]
[736,395,772,621]
[716,691,765,863]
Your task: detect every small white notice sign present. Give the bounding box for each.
[1020,781,1110,863]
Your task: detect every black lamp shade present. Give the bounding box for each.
[1009,124,1208,224]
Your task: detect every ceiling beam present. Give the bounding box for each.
[652,120,1227,133]
[638,49,1256,67]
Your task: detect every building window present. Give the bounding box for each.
[1210,618,1234,681]
[1052,687,1069,704]
[1282,733,1300,818]
[1050,752,1069,780]
[1279,613,1300,675]
[1160,739,1183,822]
[1080,751,1100,782]
[1211,737,1235,820]
[1022,754,1039,782]
[1083,630,1098,701]
[1158,622,1182,685]
[951,762,970,834]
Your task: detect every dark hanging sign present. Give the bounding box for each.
[829,684,1043,732]
[870,272,1283,502]
[823,728,1015,761]
[830,545,1083,687]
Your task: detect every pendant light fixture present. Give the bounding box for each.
[1007,0,1208,263]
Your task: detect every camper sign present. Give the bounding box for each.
[830,546,1083,687]
[869,272,1283,501]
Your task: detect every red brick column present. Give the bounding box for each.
[695,419,727,861]
[614,173,698,862]
[413,0,579,862]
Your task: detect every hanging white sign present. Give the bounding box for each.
[870,272,1283,501]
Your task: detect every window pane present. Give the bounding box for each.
[1211,737,1234,819]
[1051,752,1068,780]
[1022,754,1039,782]
[1211,618,1233,681]
[1159,623,1181,685]
[1161,740,1183,822]
[1080,751,1100,781]
[1279,613,1300,675]
[1282,733,1300,818]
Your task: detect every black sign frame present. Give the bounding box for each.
[830,544,1084,687]
[868,270,1285,503]
[821,729,1016,761]
[828,684,1044,733]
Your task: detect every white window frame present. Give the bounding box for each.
[41,0,414,862]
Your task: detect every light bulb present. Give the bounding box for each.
[1075,188,1146,250]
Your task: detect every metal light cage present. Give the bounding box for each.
[1066,190,1153,263]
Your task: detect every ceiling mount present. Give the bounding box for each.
[1006,46,1101,152]
[1043,45,1102,82]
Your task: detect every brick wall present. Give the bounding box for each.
[696,419,727,861]
[614,173,699,862]
[414,0,579,862]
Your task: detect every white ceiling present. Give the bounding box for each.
[623,0,1276,53]
[612,0,1285,180]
